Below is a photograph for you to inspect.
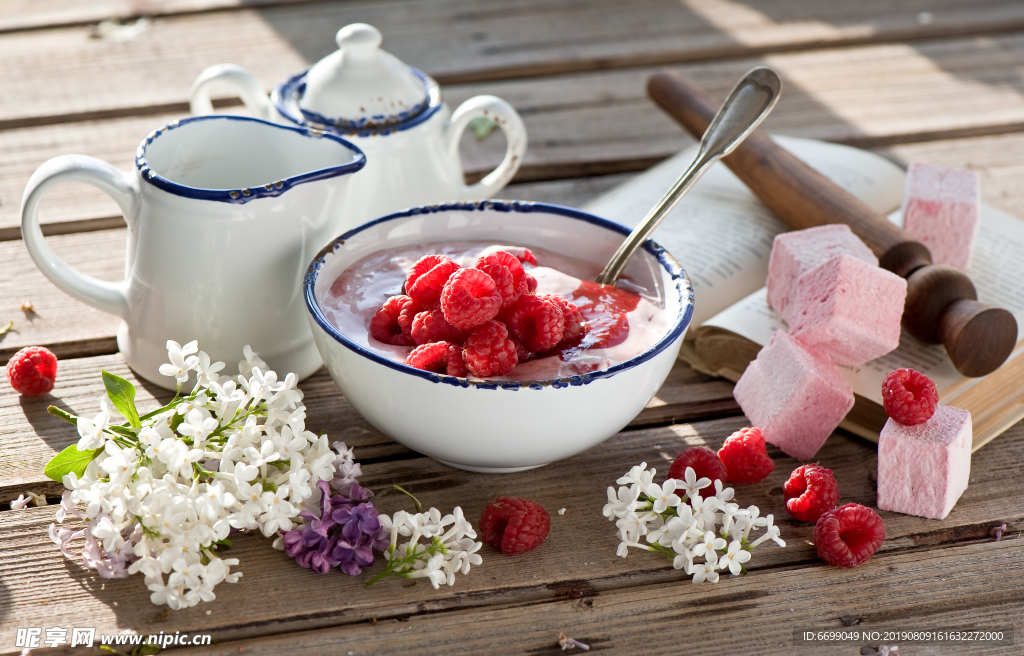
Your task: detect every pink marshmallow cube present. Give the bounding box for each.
[788,253,908,366]
[901,162,980,269]
[766,225,878,324]
[733,330,854,461]
[877,406,972,520]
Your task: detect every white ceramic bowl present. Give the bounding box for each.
[304,201,694,472]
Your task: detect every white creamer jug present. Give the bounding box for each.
[21,116,366,389]
[190,23,527,228]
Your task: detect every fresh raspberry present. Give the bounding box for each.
[784,464,840,523]
[441,268,502,331]
[6,346,58,396]
[512,340,534,364]
[462,321,518,377]
[476,251,528,309]
[539,294,586,344]
[882,368,938,425]
[504,295,565,352]
[667,447,727,499]
[717,426,775,484]
[410,310,465,345]
[479,497,550,555]
[406,256,460,309]
[525,274,538,293]
[446,344,468,377]
[813,503,885,568]
[369,295,416,346]
[405,341,457,373]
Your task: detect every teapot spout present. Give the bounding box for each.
[190,64,274,120]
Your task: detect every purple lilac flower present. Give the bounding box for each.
[281,480,386,576]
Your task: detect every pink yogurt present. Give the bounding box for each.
[321,242,671,381]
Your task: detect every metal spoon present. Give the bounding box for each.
[595,66,783,285]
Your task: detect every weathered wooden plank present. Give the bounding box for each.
[10,32,1024,233]
[0,229,125,358]
[0,0,322,34]
[184,539,1024,656]
[0,352,737,501]
[0,418,1020,650]
[6,0,1024,129]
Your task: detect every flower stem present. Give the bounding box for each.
[393,485,423,512]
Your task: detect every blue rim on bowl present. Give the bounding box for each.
[304,200,694,390]
[135,115,367,205]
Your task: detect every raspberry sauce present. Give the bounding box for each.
[322,242,670,381]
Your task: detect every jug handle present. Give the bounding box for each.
[446,95,527,200]
[190,64,273,120]
[20,155,138,319]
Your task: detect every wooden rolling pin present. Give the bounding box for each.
[648,69,1017,377]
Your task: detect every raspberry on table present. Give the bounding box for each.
[479,497,550,555]
[667,447,727,499]
[405,341,457,373]
[410,309,465,346]
[717,426,775,484]
[6,346,58,396]
[539,294,587,345]
[446,344,468,377]
[784,464,840,523]
[813,503,885,568]
[504,294,565,352]
[462,321,518,377]
[882,368,939,425]
[441,268,502,331]
[407,256,460,309]
[369,295,417,346]
[476,250,528,309]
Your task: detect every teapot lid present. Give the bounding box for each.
[298,24,431,130]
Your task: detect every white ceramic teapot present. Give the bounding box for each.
[190,23,527,229]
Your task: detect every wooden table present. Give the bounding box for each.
[2,2,1024,654]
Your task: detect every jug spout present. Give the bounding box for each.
[190,64,274,120]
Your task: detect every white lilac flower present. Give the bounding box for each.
[616,462,655,488]
[48,341,388,611]
[604,462,785,585]
[76,408,111,451]
[720,540,752,575]
[158,340,199,384]
[237,344,267,376]
[677,466,711,500]
[691,561,720,584]
[645,479,682,514]
[603,484,640,520]
[10,494,30,510]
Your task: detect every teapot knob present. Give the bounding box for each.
[336,23,382,60]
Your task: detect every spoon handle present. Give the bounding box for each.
[595,67,782,286]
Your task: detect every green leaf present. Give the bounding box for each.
[44,443,105,482]
[102,369,141,427]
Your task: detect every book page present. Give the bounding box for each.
[584,135,905,327]
[702,203,1024,404]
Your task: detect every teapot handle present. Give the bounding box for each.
[20,156,137,319]
[446,95,527,200]
[189,64,274,120]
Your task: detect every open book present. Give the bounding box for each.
[585,136,1024,452]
